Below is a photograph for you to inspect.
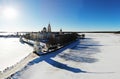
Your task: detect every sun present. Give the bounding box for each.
[2,7,18,20]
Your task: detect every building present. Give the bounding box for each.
[43,27,47,33]
[48,23,51,32]
[25,23,63,41]
[59,29,63,35]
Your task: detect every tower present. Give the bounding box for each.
[59,29,63,35]
[48,23,51,32]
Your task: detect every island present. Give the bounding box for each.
[20,24,85,55]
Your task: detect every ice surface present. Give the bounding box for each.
[0,38,32,71]
[11,33,120,79]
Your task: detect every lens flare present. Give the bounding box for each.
[2,7,18,19]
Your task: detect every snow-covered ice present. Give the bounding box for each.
[11,33,120,79]
[0,38,33,71]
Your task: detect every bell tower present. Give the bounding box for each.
[48,23,51,32]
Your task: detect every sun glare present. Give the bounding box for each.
[2,7,18,20]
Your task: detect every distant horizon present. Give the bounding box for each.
[0,30,120,33]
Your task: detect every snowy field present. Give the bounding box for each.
[11,33,120,79]
[0,38,33,71]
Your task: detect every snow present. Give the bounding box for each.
[11,33,120,79]
[0,38,33,71]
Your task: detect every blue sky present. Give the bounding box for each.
[0,0,120,32]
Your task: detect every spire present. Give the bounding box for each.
[48,23,51,32]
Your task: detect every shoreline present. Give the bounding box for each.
[0,53,38,79]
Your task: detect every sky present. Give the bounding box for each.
[0,0,120,32]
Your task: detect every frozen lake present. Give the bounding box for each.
[0,38,33,71]
[11,33,120,79]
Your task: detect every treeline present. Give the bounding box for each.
[46,33,78,49]
[23,33,31,39]
[23,33,37,41]
[58,33,78,46]
[23,32,84,50]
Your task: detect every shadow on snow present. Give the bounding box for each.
[27,38,101,73]
[58,38,101,63]
[27,39,86,73]
[11,38,102,78]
